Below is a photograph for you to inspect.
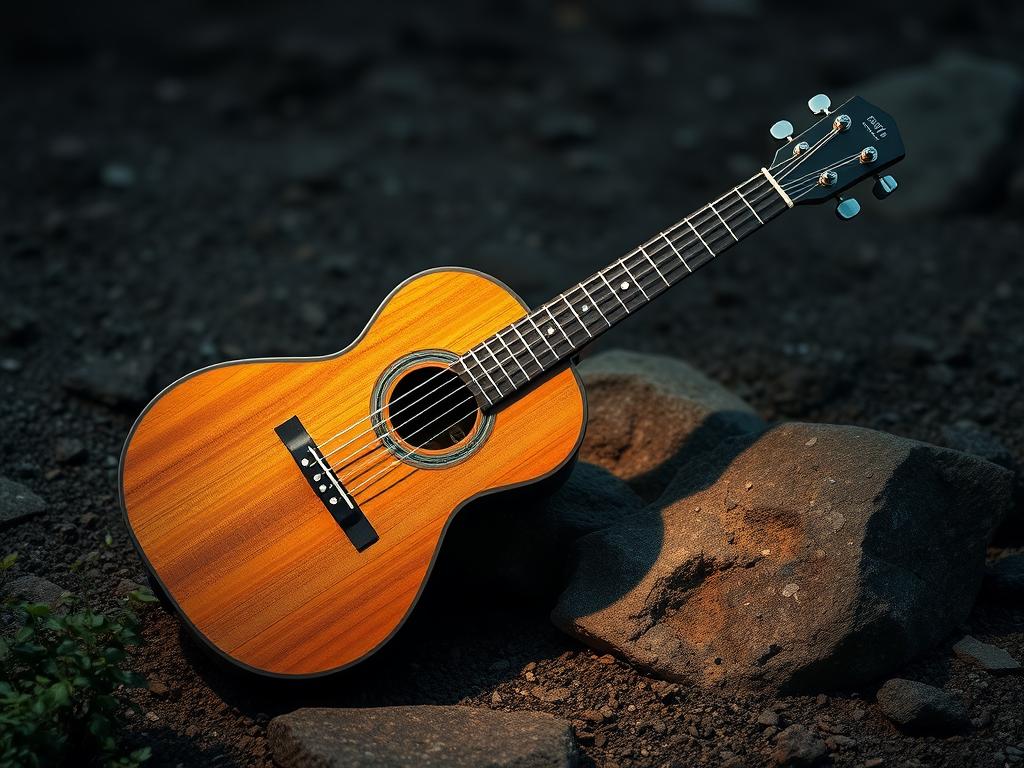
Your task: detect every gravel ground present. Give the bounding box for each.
[2,1,1023,766]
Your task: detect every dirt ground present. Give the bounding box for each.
[2,1,1023,766]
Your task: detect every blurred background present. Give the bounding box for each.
[2,1,1023,765]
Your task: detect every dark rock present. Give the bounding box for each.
[875,678,969,735]
[552,422,1013,692]
[0,477,46,527]
[100,163,137,188]
[771,724,826,767]
[940,420,1015,469]
[857,54,1023,218]
[6,574,67,605]
[985,554,1024,598]
[54,437,87,465]
[63,354,156,408]
[952,635,1021,673]
[889,332,937,366]
[578,350,764,500]
[268,706,578,768]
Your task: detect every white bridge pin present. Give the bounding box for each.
[319,484,327,491]
[313,473,321,481]
[300,458,309,466]
[329,497,338,505]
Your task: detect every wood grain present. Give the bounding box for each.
[121,269,586,677]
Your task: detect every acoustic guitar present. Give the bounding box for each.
[121,94,905,677]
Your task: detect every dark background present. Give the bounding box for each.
[2,1,1023,766]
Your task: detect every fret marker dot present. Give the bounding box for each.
[546,326,555,336]
[581,304,589,312]
[620,281,629,290]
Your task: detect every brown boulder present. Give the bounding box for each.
[578,349,764,500]
[552,422,1013,692]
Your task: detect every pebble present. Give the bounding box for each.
[953,635,1021,673]
[771,724,826,767]
[101,163,137,188]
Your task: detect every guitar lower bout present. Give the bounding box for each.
[120,267,587,677]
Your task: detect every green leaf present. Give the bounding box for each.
[0,552,17,571]
[127,589,158,604]
[48,681,71,707]
[14,626,33,643]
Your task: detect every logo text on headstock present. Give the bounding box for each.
[863,115,888,140]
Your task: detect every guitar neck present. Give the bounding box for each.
[452,169,793,409]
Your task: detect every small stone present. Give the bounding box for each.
[757,709,780,727]
[0,477,46,527]
[781,583,800,598]
[54,437,87,465]
[7,574,66,605]
[79,512,100,528]
[952,635,1021,673]
[0,358,22,372]
[63,354,155,408]
[148,680,170,697]
[875,678,969,735]
[771,724,827,767]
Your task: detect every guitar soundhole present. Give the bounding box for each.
[387,365,479,451]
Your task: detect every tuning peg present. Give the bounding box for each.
[872,174,898,199]
[807,94,832,115]
[835,196,861,221]
[770,120,794,141]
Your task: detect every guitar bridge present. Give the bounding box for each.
[275,415,379,552]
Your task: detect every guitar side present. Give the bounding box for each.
[120,267,586,678]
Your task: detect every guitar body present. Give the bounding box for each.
[120,268,586,677]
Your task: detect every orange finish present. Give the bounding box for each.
[120,269,587,677]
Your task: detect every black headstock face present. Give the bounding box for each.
[766,96,905,212]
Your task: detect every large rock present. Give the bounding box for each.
[578,349,764,499]
[552,422,1013,692]
[952,635,1021,674]
[857,53,1022,218]
[63,354,156,408]
[875,678,969,735]
[6,575,67,605]
[0,477,46,527]
[268,706,578,768]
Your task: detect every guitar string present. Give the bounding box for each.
[338,186,792,490]
[339,135,848,493]
[335,133,847,489]
[329,184,778,481]
[311,135,829,460]
[327,125,846,482]
[317,175,776,469]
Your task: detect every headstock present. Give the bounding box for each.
[765,94,905,220]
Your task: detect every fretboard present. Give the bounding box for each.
[452,170,790,409]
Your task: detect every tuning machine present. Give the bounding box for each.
[872,174,898,199]
[770,120,794,142]
[835,195,861,221]
[807,93,832,115]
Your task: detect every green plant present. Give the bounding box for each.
[0,553,156,768]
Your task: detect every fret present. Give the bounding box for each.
[511,324,543,369]
[685,214,716,259]
[598,271,630,314]
[734,186,763,224]
[525,315,559,357]
[576,280,611,327]
[638,245,670,287]
[468,349,503,397]
[708,201,738,241]
[660,231,691,273]
[560,293,593,339]
[494,330,531,381]
[481,338,518,389]
[455,359,493,406]
[619,258,650,300]
[542,305,576,349]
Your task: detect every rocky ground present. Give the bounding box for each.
[2,1,1024,766]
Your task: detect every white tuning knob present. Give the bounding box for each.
[770,120,794,141]
[807,94,832,115]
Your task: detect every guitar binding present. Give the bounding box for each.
[274,415,379,551]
